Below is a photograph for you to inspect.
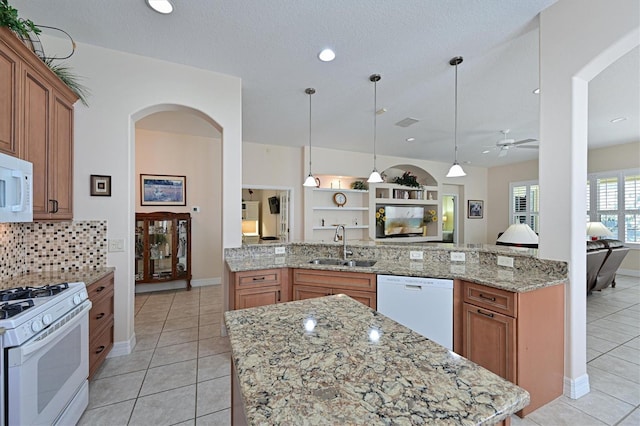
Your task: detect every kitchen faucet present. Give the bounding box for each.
[333,225,353,260]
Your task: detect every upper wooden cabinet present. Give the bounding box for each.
[0,28,78,220]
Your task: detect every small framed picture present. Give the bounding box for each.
[141,174,186,206]
[468,200,484,219]
[90,175,111,196]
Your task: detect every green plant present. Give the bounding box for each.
[0,0,40,38]
[393,171,421,188]
[43,57,90,106]
[351,180,367,190]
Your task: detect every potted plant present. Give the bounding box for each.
[393,171,422,188]
[0,0,40,38]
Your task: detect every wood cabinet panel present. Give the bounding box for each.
[293,284,331,301]
[292,269,376,309]
[236,287,281,309]
[229,267,289,310]
[89,323,113,379]
[236,269,282,288]
[462,302,516,382]
[463,281,516,317]
[335,289,377,310]
[87,272,114,380]
[48,93,73,219]
[0,43,19,155]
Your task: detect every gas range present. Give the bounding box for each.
[0,281,89,347]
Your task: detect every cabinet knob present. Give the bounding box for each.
[95,345,106,354]
[96,286,105,293]
[96,313,105,319]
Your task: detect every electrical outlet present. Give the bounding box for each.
[274,246,286,255]
[409,251,423,260]
[108,239,124,252]
[450,252,466,262]
[192,206,200,213]
[497,255,514,267]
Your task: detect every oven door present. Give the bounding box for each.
[7,301,91,426]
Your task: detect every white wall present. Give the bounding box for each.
[43,36,242,352]
[135,129,222,284]
[539,0,639,398]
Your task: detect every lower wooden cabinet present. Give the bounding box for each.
[292,269,377,309]
[460,280,564,417]
[229,268,289,310]
[87,271,115,379]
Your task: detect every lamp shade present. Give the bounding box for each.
[586,222,613,239]
[446,162,466,178]
[497,224,539,245]
[303,174,317,187]
[367,170,383,183]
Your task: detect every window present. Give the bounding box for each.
[509,169,639,246]
[509,181,539,232]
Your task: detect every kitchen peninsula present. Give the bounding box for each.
[225,241,567,418]
[225,294,530,425]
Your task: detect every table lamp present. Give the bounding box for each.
[586,222,613,240]
[496,223,539,248]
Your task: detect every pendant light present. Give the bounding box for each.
[303,88,318,187]
[367,74,384,183]
[446,56,466,178]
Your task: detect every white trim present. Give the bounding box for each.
[563,373,590,399]
[108,333,136,358]
[618,269,640,278]
[134,278,221,293]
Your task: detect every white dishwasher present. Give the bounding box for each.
[377,275,453,350]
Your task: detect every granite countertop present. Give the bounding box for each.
[226,255,565,293]
[0,267,115,291]
[225,295,530,425]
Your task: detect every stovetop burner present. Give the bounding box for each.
[0,283,69,301]
[0,300,35,319]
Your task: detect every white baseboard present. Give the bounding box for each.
[108,333,136,358]
[618,269,640,278]
[135,277,221,293]
[563,374,590,399]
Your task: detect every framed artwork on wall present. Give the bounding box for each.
[468,200,484,219]
[141,174,186,206]
[90,175,111,196]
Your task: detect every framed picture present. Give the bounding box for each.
[141,174,186,206]
[90,175,111,196]
[468,200,484,219]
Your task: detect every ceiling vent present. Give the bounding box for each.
[395,117,420,127]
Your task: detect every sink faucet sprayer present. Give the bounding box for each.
[333,225,353,260]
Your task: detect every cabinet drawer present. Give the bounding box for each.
[463,281,517,317]
[87,273,114,303]
[235,269,282,288]
[89,324,113,380]
[89,290,114,336]
[292,269,376,292]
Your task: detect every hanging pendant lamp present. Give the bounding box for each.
[367,74,384,183]
[446,56,466,178]
[303,88,318,187]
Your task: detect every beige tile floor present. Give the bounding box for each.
[79,275,639,425]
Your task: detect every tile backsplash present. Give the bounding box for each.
[0,221,107,279]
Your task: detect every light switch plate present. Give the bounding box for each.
[497,255,514,268]
[108,239,125,252]
[274,247,286,255]
[450,252,466,262]
[410,251,424,260]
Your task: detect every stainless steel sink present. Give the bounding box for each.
[308,259,377,267]
[308,258,344,265]
[342,259,377,267]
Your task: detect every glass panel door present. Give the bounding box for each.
[149,220,173,280]
[176,219,188,278]
[135,219,144,281]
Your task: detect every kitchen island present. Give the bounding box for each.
[225,294,530,425]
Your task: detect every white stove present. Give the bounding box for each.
[0,280,91,426]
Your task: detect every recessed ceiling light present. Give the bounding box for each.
[610,117,627,123]
[318,48,336,62]
[482,150,491,154]
[406,137,415,142]
[146,0,173,14]
[533,88,540,94]
[376,108,387,115]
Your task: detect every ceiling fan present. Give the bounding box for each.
[494,129,538,157]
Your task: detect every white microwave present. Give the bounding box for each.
[0,152,33,223]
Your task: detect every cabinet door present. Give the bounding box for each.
[292,284,331,301]
[22,66,50,218]
[48,92,73,219]
[236,287,281,309]
[0,43,20,156]
[462,302,516,383]
[335,289,377,309]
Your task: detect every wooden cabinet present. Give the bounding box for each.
[292,268,377,309]
[0,28,78,219]
[87,272,114,379]
[135,212,192,289]
[229,268,289,310]
[460,280,564,417]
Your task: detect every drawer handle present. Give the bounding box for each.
[96,286,106,293]
[96,313,105,320]
[277,290,281,302]
[478,293,496,302]
[252,277,266,281]
[95,345,106,354]
[477,309,495,318]
[405,285,422,291]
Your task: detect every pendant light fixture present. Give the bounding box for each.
[303,88,318,187]
[367,74,384,183]
[446,56,466,178]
